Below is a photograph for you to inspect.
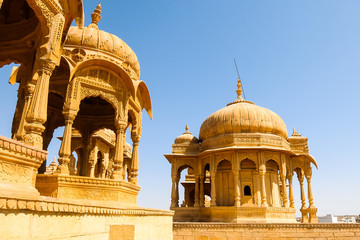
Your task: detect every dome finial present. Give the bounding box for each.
[89,3,102,29]
[292,128,301,137]
[236,78,244,101]
[185,124,190,133]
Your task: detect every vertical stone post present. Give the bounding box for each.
[233,171,241,207]
[194,175,200,207]
[199,174,205,207]
[57,113,75,174]
[175,174,180,207]
[112,122,126,180]
[305,166,318,223]
[14,82,35,141]
[171,175,179,208]
[259,163,268,207]
[297,169,309,223]
[130,133,141,185]
[24,60,56,149]
[280,156,289,207]
[101,152,109,178]
[89,146,98,178]
[287,171,295,208]
[79,131,90,176]
[210,171,217,207]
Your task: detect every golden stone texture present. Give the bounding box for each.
[0,2,172,239]
[166,79,318,224]
[0,1,357,239]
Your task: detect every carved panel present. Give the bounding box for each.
[0,160,32,184]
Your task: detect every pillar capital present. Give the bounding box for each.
[305,166,312,180]
[115,120,127,130]
[131,132,141,144]
[36,58,57,73]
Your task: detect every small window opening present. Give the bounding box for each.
[244,185,251,196]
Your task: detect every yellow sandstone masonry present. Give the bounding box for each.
[0,1,172,239]
[166,79,318,223]
[173,223,360,240]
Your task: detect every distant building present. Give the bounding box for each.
[318,214,338,223]
[338,216,357,223]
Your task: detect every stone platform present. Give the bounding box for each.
[0,136,173,240]
[173,206,296,223]
[0,195,173,240]
[36,174,140,207]
[173,222,360,240]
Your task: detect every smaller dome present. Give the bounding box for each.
[174,125,199,144]
[65,3,140,79]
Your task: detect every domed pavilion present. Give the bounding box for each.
[30,3,152,206]
[165,79,318,223]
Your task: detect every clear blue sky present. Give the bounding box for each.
[0,0,359,216]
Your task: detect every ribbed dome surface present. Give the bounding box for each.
[174,125,199,144]
[65,26,140,78]
[199,101,288,141]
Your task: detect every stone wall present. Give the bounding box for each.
[173,222,360,240]
[0,197,173,240]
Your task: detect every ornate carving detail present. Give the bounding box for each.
[0,161,32,184]
[0,197,173,216]
[0,136,47,161]
[173,222,360,229]
[70,48,86,63]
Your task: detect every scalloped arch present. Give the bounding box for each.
[70,59,135,98]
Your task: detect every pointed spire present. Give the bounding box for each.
[50,156,58,166]
[235,78,244,101]
[292,128,301,137]
[185,124,190,134]
[89,3,102,29]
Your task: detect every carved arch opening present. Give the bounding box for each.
[216,159,234,206]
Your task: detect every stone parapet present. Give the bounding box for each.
[173,206,296,223]
[36,174,141,206]
[0,196,172,216]
[173,222,360,240]
[0,136,47,199]
[0,196,173,240]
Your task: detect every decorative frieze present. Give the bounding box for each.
[0,196,173,216]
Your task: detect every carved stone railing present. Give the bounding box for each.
[36,174,141,205]
[0,136,47,198]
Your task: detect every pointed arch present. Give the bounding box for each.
[70,59,135,97]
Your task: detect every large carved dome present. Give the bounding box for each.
[199,80,288,148]
[199,101,288,141]
[64,3,140,79]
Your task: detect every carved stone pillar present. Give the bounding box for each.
[297,169,308,223]
[199,174,205,207]
[305,166,318,223]
[305,167,315,208]
[280,156,289,207]
[171,175,178,208]
[194,175,200,207]
[112,122,126,180]
[287,171,295,208]
[57,113,75,174]
[101,152,109,178]
[210,171,216,207]
[89,146,98,178]
[175,179,179,207]
[259,164,268,207]
[79,131,90,176]
[24,60,56,149]
[14,82,34,141]
[280,172,289,208]
[130,133,141,185]
[233,171,240,207]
